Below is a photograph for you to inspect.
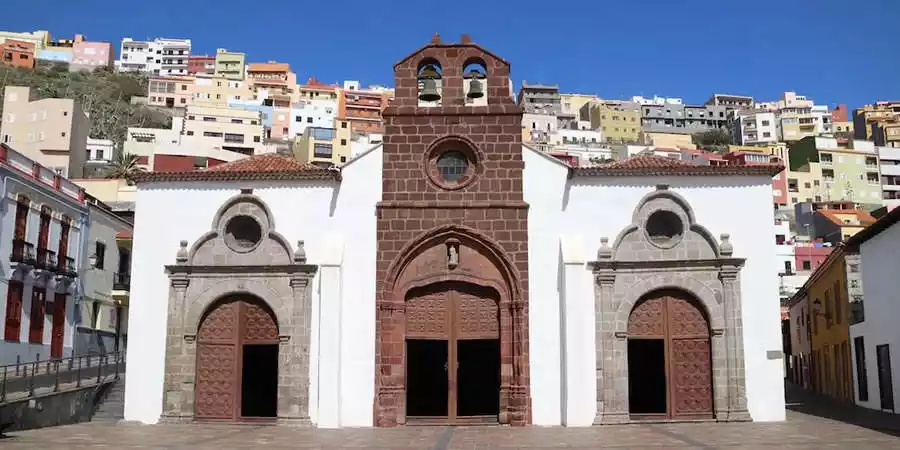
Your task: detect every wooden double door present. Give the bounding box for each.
[627,290,714,420]
[405,282,500,424]
[194,297,279,421]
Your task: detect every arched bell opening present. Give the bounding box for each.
[417,58,443,107]
[626,289,714,420]
[462,58,488,106]
[194,294,280,422]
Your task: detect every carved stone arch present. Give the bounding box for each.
[161,192,317,426]
[614,272,725,333]
[376,223,529,427]
[590,185,750,425]
[383,224,522,305]
[184,278,289,336]
[187,194,293,266]
[610,187,721,261]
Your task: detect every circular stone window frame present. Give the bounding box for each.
[424,136,483,191]
[223,214,265,254]
[643,209,685,250]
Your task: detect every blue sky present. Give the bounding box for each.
[3,0,899,109]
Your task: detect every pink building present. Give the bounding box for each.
[794,242,832,272]
[70,41,113,72]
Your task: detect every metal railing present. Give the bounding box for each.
[0,351,125,403]
[113,273,131,291]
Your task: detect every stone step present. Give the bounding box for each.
[92,377,126,422]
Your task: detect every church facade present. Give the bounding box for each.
[123,37,787,428]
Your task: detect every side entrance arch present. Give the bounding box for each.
[195,296,279,421]
[405,281,500,423]
[627,290,713,420]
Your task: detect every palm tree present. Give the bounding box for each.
[103,152,145,184]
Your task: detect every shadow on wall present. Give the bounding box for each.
[556,246,566,423]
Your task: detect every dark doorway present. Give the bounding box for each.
[406,339,448,417]
[241,344,278,418]
[877,344,895,412]
[628,338,667,415]
[457,339,500,417]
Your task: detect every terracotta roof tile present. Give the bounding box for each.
[572,155,783,177]
[816,209,878,227]
[133,154,340,183]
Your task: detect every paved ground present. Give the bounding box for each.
[1,383,898,449]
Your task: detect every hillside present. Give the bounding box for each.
[0,62,172,148]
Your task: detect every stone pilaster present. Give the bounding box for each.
[594,268,626,425]
[277,275,313,426]
[719,266,750,421]
[161,276,190,422]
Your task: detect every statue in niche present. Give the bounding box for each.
[447,239,460,269]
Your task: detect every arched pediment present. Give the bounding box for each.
[610,186,722,262]
[384,224,522,305]
[186,193,293,267]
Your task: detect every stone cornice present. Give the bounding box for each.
[588,258,746,272]
[166,264,318,276]
[377,200,529,210]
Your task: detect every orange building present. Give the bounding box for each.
[1,39,36,70]
[343,87,390,134]
[247,61,296,108]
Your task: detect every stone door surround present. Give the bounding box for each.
[159,193,317,426]
[590,186,751,424]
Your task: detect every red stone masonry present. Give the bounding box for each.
[374,35,532,427]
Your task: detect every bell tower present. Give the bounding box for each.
[374,35,531,427]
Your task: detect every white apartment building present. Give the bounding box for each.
[878,146,900,210]
[289,98,338,138]
[731,110,778,145]
[0,86,90,178]
[84,138,115,177]
[116,37,191,76]
[754,92,832,142]
[631,95,683,106]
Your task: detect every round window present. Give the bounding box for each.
[645,210,684,247]
[224,215,262,252]
[436,151,469,182]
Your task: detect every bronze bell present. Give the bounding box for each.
[418,64,440,80]
[419,78,441,102]
[467,78,484,99]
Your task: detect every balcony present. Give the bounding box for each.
[36,248,58,271]
[10,239,36,265]
[113,273,131,291]
[57,256,77,278]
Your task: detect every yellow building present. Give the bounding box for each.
[728,143,788,161]
[833,120,854,135]
[560,93,598,121]
[640,130,694,148]
[0,30,50,51]
[214,48,246,80]
[192,74,252,107]
[581,100,641,143]
[793,247,853,402]
[853,101,900,141]
[293,119,351,166]
[0,85,90,178]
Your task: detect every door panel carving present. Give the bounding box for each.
[627,291,713,419]
[195,343,238,420]
[628,297,665,338]
[670,338,713,417]
[243,302,278,342]
[406,289,450,339]
[405,281,500,422]
[456,287,499,340]
[195,297,279,421]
